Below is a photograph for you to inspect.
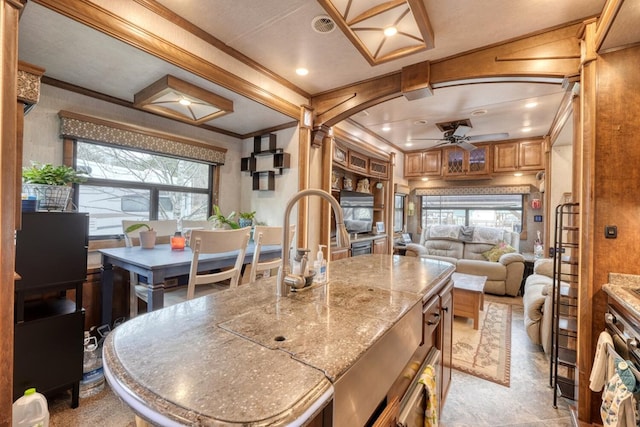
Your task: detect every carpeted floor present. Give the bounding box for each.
[46,295,571,426]
[451,300,512,387]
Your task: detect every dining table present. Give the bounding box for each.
[99,242,281,325]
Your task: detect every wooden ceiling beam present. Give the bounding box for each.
[311,22,583,128]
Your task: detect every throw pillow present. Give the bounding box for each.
[482,241,516,262]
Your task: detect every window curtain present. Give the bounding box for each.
[414,185,534,196]
[58,110,226,165]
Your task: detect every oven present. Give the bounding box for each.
[605,302,640,366]
[396,347,441,427]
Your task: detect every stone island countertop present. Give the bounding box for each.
[603,273,640,318]
[103,254,455,426]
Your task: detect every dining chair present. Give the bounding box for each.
[178,227,251,301]
[247,225,295,283]
[122,219,178,318]
[181,219,214,230]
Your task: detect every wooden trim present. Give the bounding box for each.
[332,127,393,161]
[312,23,583,128]
[548,83,578,145]
[577,20,597,424]
[320,135,333,252]
[131,0,310,99]
[297,128,310,249]
[1,1,23,422]
[32,0,301,120]
[594,0,625,52]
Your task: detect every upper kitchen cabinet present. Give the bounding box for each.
[442,144,490,178]
[493,139,545,173]
[404,150,442,178]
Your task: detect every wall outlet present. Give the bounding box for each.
[605,225,617,239]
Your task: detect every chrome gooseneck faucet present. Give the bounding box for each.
[277,189,350,297]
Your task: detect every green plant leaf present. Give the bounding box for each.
[22,162,88,185]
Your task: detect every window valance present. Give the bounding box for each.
[415,185,534,196]
[58,110,226,164]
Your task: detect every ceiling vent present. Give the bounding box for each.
[311,15,336,34]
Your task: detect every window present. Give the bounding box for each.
[394,194,405,232]
[421,194,523,232]
[74,141,213,238]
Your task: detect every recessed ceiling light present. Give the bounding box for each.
[514,172,523,177]
[382,125,390,132]
[525,102,538,108]
[413,119,428,126]
[471,109,487,116]
[179,98,191,106]
[421,177,429,182]
[522,127,532,133]
[296,68,309,76]
[384,26,397,37]
[405,142,413,147]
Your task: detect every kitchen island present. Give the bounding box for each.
[103,254,455,426]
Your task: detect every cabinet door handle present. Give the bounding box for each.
[442,306,449,312]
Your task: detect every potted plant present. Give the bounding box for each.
[208,205,239,229]
[22,162,88,211]
[238,211,256,228]
[124,223,157,249]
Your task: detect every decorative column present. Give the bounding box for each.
[1,1,25,423]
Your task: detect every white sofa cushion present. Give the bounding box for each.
[424,239,464,259]
[463,242,496,260]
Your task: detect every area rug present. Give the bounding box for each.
[451,301,512,387]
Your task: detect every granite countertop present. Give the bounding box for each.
[103,254,454,426]
[602,273,640,318]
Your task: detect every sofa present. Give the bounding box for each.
[405,225,525,296]
[523,258,573,353]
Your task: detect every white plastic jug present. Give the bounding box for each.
[12,388,49,427]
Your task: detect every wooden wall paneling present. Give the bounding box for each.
[586,44,640,422]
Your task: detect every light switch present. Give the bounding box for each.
[605,225,617,238]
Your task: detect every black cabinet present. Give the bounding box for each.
[14,212,89,407]
[240,133,290,191]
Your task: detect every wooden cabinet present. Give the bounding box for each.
[518,140,545,171]
[348,150,369,174]
[330,247,350,261]
[493,139,544,173]
[333,143,348,168]
[404,150,441,177]
[369,158,389,179]
[443,144,490,177]
[373,237,387,254]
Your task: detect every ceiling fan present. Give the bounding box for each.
[412,119,509,151]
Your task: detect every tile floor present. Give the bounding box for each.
[46,295,572,426]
